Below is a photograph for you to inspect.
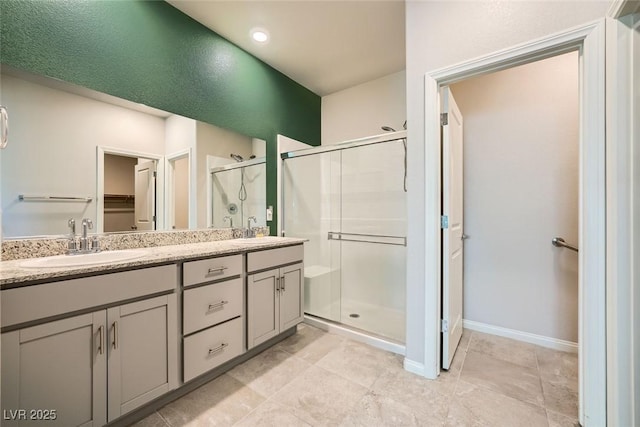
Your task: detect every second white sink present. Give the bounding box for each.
[19,249,149,269]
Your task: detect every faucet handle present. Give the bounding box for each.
[68,218,76,234]
[90,236,100,252]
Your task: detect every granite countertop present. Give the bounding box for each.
[0,237,305,288]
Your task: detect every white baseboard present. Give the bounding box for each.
[403,358,427,376]
[463,319,578,353]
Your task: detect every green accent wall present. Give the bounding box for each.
[0,0,321,233]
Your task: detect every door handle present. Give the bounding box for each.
[552,237,578,252]
[276,277,280,292]
[461,234,469,240]
[281,275,285,292]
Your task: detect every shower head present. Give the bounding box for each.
[230,153,244,162]
[381,126,396,132]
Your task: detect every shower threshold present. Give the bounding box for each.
[303,314,406,356]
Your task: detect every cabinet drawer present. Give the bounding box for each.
[183,254,242,288]
[1,265,177,328]
[247,245,304,273]
[183,278,243,335]
[183,317,243,382]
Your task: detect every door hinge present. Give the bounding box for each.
[152,215,156,222]
[153,171,157,178]
[441,215,449,229]
[441,319,449,333]
[440,113,448,126]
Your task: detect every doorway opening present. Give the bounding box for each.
[97,147,163,233]
[423,21,606,425]
[439,51,581,422]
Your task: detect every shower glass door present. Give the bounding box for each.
[283,151,341,322]
[283,138,407,343]
[339,141,406,342]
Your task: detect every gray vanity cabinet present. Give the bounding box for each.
[0,265,178,427]
[247,245,304,349]
[107,294,178,421]
[1,311,108,427]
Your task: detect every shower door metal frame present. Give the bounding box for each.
[281,134,408,342]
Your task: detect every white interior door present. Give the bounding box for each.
[134,160,156,231]
[442,87,464,370]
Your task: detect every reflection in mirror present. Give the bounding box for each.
[0,67,266,238]
[210,157,266,229]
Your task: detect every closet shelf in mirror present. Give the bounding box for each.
[104,208,135,213]
[104,194,135,201]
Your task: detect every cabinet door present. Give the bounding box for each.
[107,294,178,421]
[279,263,305,331]
[1,312,107,427]
[247,268,279,349]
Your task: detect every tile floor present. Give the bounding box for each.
[135,324,579,427]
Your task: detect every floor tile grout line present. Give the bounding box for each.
[443,331,473,424]
[156,409,172,427]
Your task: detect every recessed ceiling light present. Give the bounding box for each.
[251,28,269,44]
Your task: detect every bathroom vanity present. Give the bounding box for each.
[0,236,305,427]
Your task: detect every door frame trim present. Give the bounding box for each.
[421,20,606,425]
[96,146,164,233]
[165,149,194,230]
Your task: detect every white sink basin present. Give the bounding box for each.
[232,236,284,245]
[19,249,149,269]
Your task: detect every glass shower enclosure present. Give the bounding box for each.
[282,134,407,343]
[210,159,266,228]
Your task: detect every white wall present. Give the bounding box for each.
[405,0,609,366]
[321,71,406,145]
[0,74,166,237]
[450,52,579,342]
[165,114,196,154]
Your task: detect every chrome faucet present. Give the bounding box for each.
[67,219,77,252]
[245,216,257,238]
[79,218,94,252]
[67,218,99,254]
[223,216,233,228]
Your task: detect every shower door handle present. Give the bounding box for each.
[328,231,406,247]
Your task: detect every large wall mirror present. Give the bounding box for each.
[0,67,266,238]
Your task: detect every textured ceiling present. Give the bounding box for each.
[166,1,406,96]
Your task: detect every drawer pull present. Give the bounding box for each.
[207,300,228,311]
[208,342,228,355]
[207,266,228,276]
